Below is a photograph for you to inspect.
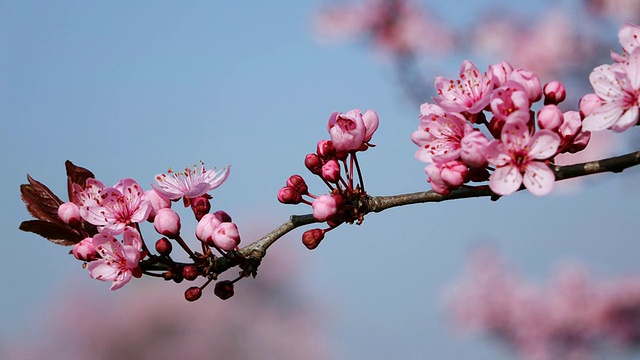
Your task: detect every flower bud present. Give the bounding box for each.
[195,213,222,244]
[327,110,366,151]
[312,194,338,222]
[538,104,564,131]
[304,153,323,175]
[184,286,202,302]
[182,265,199,281]
[302,228,324,250]
[155,237,173,256]
[362,109,379,143]
[425,163,450,196]
[460,127,488,168]
[579,93,602,118]
[72,237,98,261]
[543,81,566,105]
[321,160,341,183]
[153,208,181,238]
[439,160,468,188]
[489,61,513,87]
[316,140,336,159]
[508,69,542,102]
[190,195,211,221]
[143,189,171,222]
[58,202,81,227]
[214,280,235,300]
[277,186,302,204]
[286,175,308,195]
[212,222,241,251]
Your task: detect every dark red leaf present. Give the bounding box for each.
[65,160,95,200]
[19,220,83,246]
[20,175,65,223]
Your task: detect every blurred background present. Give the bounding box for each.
[2,1,640,359]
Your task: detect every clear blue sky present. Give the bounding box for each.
[1,1,639,359]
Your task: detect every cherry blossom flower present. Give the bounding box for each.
[80,178,151,234]
[485,116,560,196]
[153,162,230,200]
[434,60,494,114]
[411,107,467,164]
[327,109,378,151]
[86,227,142,290]
[582,48,640,132]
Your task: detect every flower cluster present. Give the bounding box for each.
[278,109,379,249]
[447,250,640,359]
[21,160,245,300]
[412,60,592,196]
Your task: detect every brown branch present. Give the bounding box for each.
[239,149,640,260]
[151,149,640,278]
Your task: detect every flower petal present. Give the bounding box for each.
[522,162,555,196]
[528,130,560,160]
[489,165,522,196]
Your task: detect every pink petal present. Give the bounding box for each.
[528,130,560,160]
[611,106,639,132]
[500,119,530,151]
[523,162,555,196]
[87,260,118,282]
[582,104,624,131]
[489,165,522,196]
[484,141,510,167]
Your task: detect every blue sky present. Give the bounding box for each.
[2,1,640,359]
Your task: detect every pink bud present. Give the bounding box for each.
[305,153,323,175]
[312,194,338,221]
[543,80,566,105]
[316,140,336,159]
[558,111,582,138]
[327,109,366,151]
[155,238,172,256]
[362,109,379,143]
[425,163,450,196]
[277,186,302,204]
[538,104,564,131]
[302,228,325,250]
[190,195,211,221]
[195,213,222,244]
[143,189,171,221]
[460,126,488,168]
[58,202,81,227]
[72,237,98,261]
[508,69,542,102]
[579,93,602,118]
[439,160,468,188]
[153,208,181,238]
[286,175,308,194]
[321,159,341,183]
[212,222,241,251]
[488,61,513,88]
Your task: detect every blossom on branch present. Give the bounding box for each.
[153,162,230,200]
[87,227,143,290]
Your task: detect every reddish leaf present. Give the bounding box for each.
[20,175,65,223]
[65,160,95,200]
[19,220,83,246]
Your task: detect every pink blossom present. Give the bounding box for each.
[612,22,640,61]
[80,178,151,234]
[508,68,542,103]
[143,189,171,221]
[489,82,531,121]
[537,104,564,131]
[72,237,97,261]
[58,202,81,226]
[424,163,450,195]
[211,222,241,251]
[438,160,468,188]
[153,208,181,238]
[321,159,341,183]
[460,127,488,168]
[327,109,378,151]
[434,60,494,114]
[583,49,640,132]
[153,162,230,200]
[195,213,223,245]
[411,109,467,164]
[71,178,106,207]
[488,61,513,87]
[86,227,142,290]
[485,119,560,196]
[312,194,339,221]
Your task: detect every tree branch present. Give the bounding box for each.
[239,149,640,262]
